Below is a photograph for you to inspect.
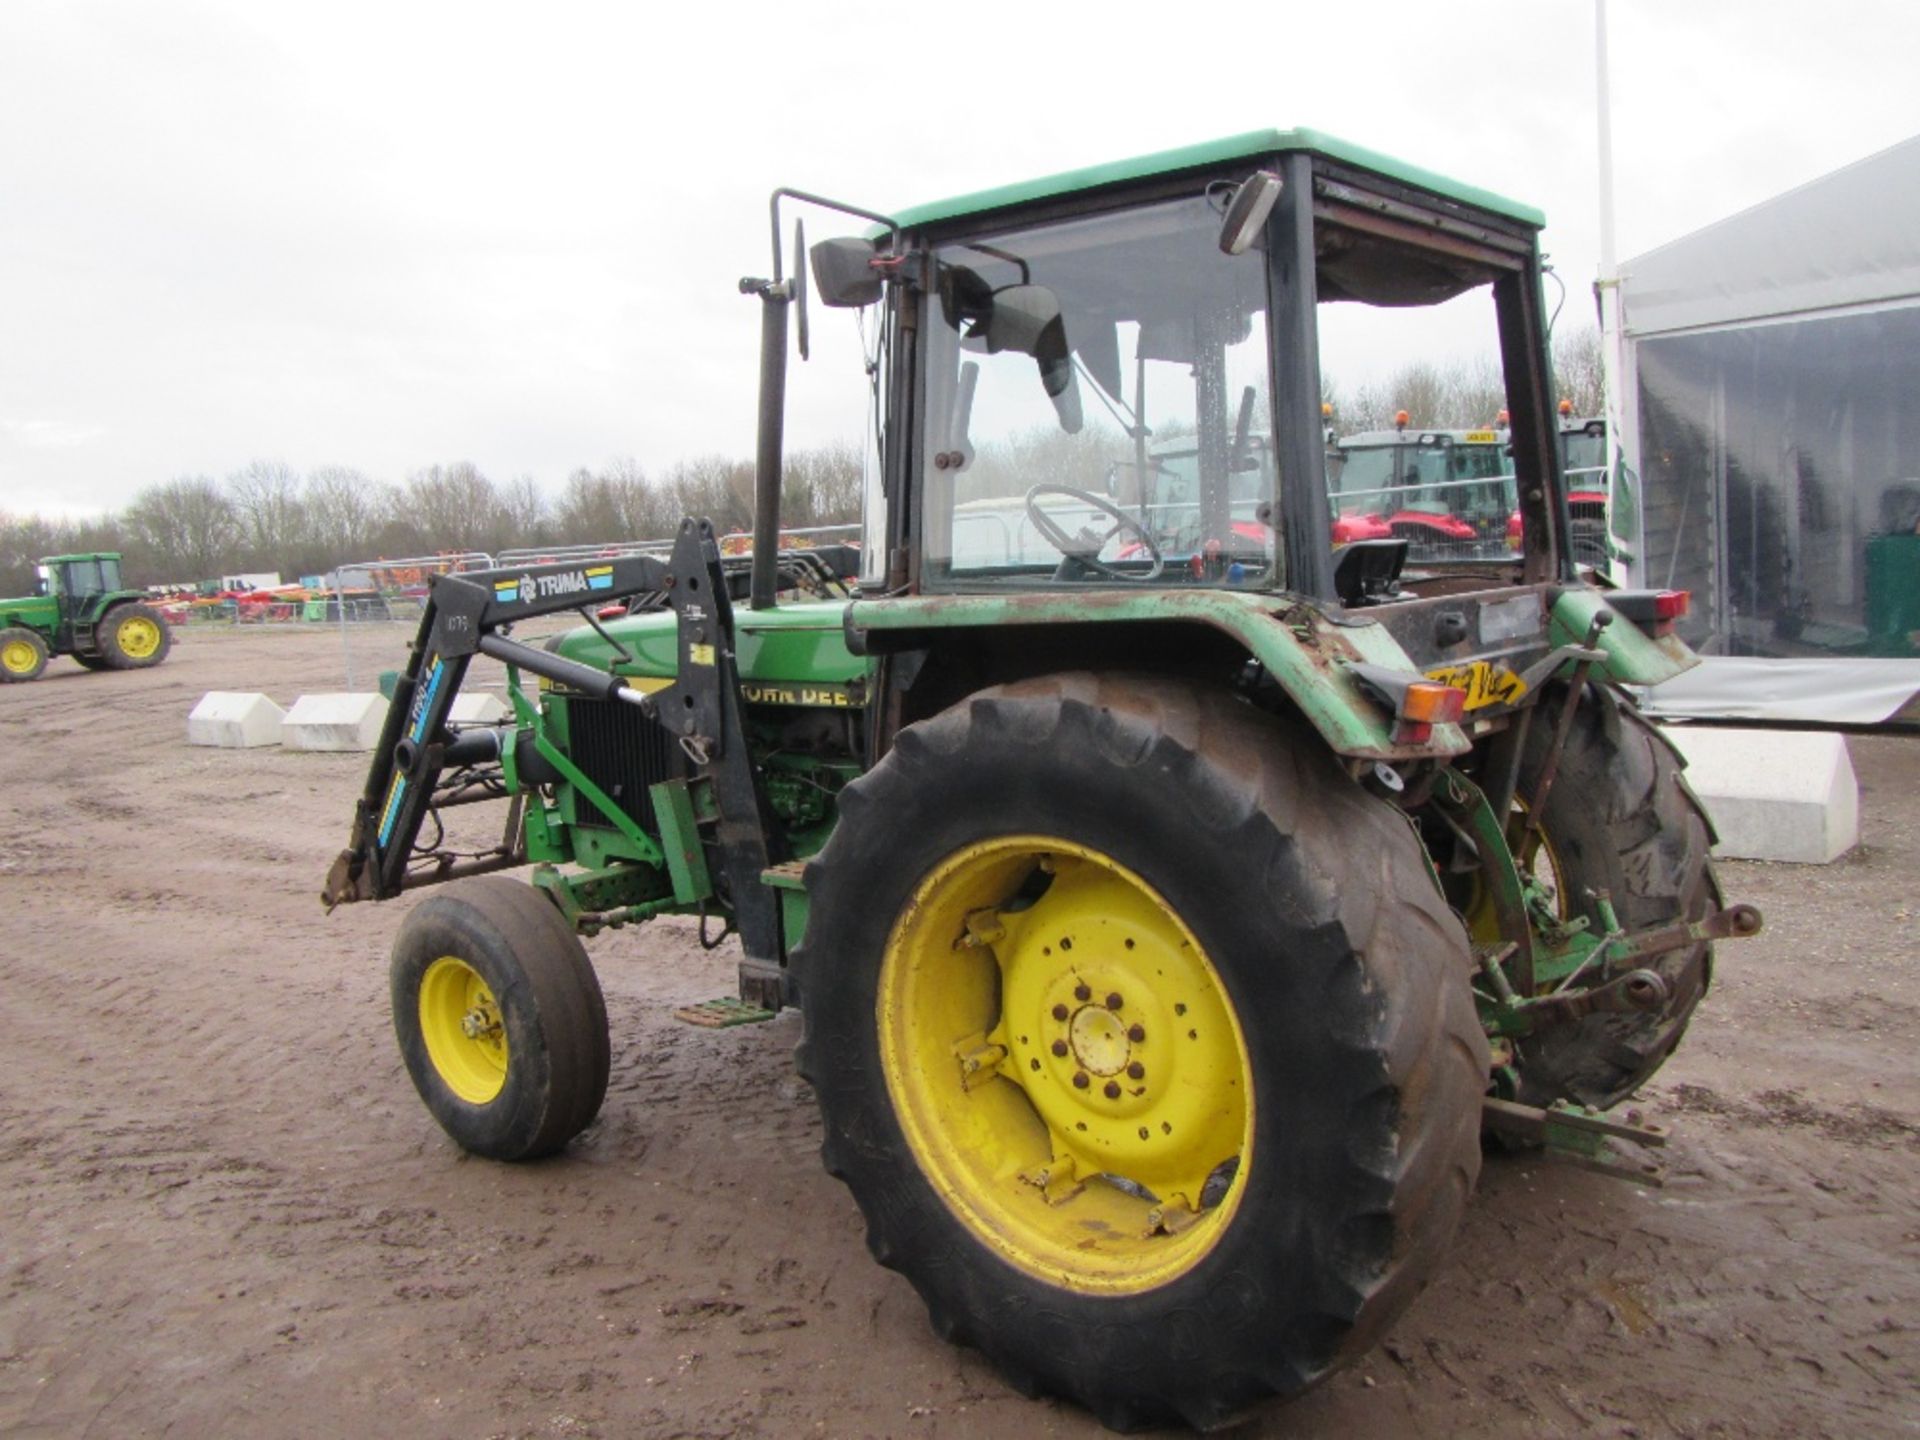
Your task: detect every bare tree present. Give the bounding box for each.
[304,466,389,565]
[499,474,551,545]
[227,460,307,573]
[666,455,755,535]
[396,463,509,556]
[125,476,240,581]
[782,440,864,527]
[1552,325,1607,417]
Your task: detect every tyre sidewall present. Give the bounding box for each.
[391,892,569,1161]
[1516,684,1715,1106]
[99,603,171,669]
[800,683,1471,1414]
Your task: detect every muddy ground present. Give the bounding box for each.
[0,625,1915,1439]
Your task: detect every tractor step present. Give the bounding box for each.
[760,859,810,891]
[673,996,777,1029]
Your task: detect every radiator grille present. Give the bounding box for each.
[565,696,682,830]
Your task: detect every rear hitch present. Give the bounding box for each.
[1482,1096,1669,1186]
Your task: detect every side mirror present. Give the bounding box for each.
[1218,170,1282,256]
[810,236,884,308]
[987,284,1082,434]
[983,284,1063,359]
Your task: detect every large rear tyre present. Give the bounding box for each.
[96,603,172,669]
[794,674,1487,1431]
[389,877,610,1161]
[0,628,48,682]
[1508,684,1717,1110]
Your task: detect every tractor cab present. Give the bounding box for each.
[45,553,124,605]
[1505,412,1621,567]
[42,553,126,644]
[1334,424,1517,560]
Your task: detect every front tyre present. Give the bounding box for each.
[389,877,610,1161]
[0,627,49,682]
[794,674,1487,1431]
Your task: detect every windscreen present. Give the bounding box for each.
[918,193,1277,589]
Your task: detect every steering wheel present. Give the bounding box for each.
[1023,483,1164,581]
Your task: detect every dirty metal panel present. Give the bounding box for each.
[848,590,1471,761]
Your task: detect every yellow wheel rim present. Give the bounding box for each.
[116,615,162,659]
[879,836,1252,1295]
[419,957,510,1104]
[1467,800,1570,942]
[1,639,37,675]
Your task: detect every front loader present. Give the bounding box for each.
[324,129,1760,1432]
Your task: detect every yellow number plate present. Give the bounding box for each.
[1462,429,1499,443]
[1425,660,1528,711]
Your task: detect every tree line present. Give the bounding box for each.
[0,443,864,597]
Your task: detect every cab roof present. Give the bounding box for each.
[888,128,1544,232]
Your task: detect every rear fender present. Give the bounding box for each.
[845,590,1469,763]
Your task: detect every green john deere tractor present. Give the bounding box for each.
[324,129,1761,1431]
[0,552,172,682]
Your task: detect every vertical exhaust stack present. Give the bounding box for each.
[743,206,814,613]
[743,191,898,612]
[746,276,791,611]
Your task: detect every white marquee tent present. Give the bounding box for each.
[1616,134,1920,724]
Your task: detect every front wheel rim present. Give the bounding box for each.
[1,639,37,674]
[419,957,510,1104]
[878,836,1252,1294]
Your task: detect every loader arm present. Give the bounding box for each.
[321,519,787,980]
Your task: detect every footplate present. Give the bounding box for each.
[673,996,777,1029]
[1483,1096,1669,1186]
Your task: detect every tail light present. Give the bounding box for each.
[1608,589,1691,637]
[1395,681,1468,744]
[1349,664,1468,746]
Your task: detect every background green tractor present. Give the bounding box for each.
[0,552,172,682]
[324,131,1761,1430]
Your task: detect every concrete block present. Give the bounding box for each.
[1661,726,1859,864]
[283,692,386,752]
[448,692,509,725]
[187,691,286,748]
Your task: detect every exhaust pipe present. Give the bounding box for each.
[745,277,790,612]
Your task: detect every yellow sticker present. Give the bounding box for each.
[1426,660,1528,711]
[688,643,716,667]
[1462,429,1499,443]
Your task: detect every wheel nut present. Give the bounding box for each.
[1074,983,1091,1002]
[1127,1062,1145,1080]
[1103,1081,1122,1099]
[1051,1040,1069,1057]
[1051,1003,1070,1021]
[1072,1071,1090,1090]
[1106,992,1123,1011]
[1127,1024,1146,1043]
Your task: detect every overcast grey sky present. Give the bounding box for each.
[3,0,1917,519]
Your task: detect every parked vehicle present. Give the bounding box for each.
[0,552,172,682]
[324,129,1757,1431]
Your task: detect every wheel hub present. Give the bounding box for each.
[460,1005,502,1041]
[1066,1002,1130,1076]
[419,956,510,1104]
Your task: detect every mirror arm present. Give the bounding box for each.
[771,187,900,282]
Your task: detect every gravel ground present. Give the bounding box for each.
[0,625,1914,1439]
